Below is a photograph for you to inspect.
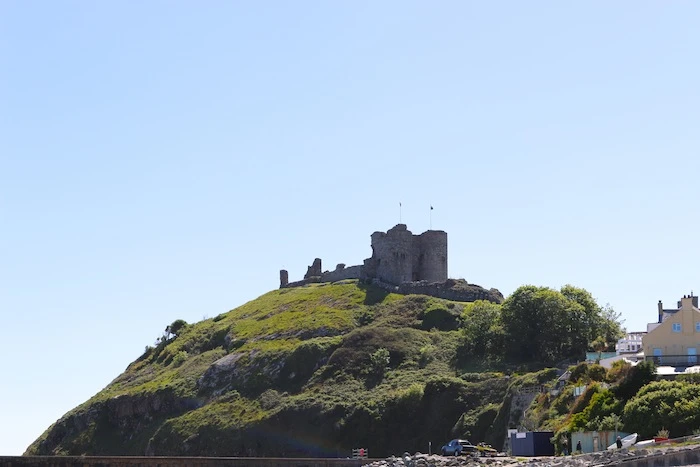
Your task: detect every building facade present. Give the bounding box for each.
[616,332,645,355]
[643,295,700,366]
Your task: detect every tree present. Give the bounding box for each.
[613,360,656,400]
[500,285,625,364]
[460,300,504,358]
[165,319,188,340]
[561,285,601,343]
[597,304,625,348]
[592,336,607,361]
[561,285,624,347]
[501,286,588,363]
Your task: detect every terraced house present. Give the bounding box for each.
[643,294,700,368]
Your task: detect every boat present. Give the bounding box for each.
[634,439,656,448]
[607,433,638,450]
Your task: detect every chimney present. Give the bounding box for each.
[680,295,696,310]
[658,300,663,323]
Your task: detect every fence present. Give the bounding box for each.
[351,448,368,459]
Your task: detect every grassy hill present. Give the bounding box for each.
[26,280,553,457]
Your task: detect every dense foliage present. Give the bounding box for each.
[460,285,624,365]
[624,380,700,438]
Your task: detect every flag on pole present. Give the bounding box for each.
[430,205,433,210]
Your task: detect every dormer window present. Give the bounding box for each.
[673,323,682,333]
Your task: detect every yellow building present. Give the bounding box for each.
[643,295,700,366]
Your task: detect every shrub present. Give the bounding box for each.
[613,360,656,400]
[419,303,460,331]
[369,348,390,375]
[569,363,589,383]
[259,389,282,410]
[587,364,606,382]
[623,380,700,438]
[418,344,436,367]
[570,383,601,415]
[172,351,189,367]
[355,309,375,326]
[678,373,700,384]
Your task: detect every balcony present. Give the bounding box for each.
[645,355,699,367]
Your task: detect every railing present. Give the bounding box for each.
[645,355,699,366]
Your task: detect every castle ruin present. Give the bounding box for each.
[363,224,447,284]
[279,224,503,304]
[280,224,446,288]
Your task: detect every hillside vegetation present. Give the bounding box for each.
[27,280,638,457]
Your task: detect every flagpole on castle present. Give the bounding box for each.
[430,205,433,230]
[399,202,402,223]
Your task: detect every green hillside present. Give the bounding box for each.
[26,280,625,457]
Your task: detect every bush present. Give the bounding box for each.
[624,380,700,438]
[259,389,283,410]
[172,351,188,367]
[369,348,390,375]
[613,360,656,400]
[569,363,589,383]
[355,309,375,326]
[418,344,436,367]
[570,383,601,415]
[588,364,606,382]
[678,373,700,384]
[419,303,460,331]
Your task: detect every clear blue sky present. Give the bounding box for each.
[2,1,699,456]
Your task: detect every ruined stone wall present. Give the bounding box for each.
[304,258,322,279]
[320,265,362,283]
[281,265,363,288]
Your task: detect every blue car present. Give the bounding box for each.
[440,439,479,457]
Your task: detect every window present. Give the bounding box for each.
[673,323,682,333]
[696,322,700,332]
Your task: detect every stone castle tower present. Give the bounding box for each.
[363,224,447,285]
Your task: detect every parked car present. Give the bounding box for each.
[440,439,479,457]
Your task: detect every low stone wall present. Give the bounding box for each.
[0,457,375,467]
[282,277,503,305]
[320,265,363,284]
[371,279,503,304]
